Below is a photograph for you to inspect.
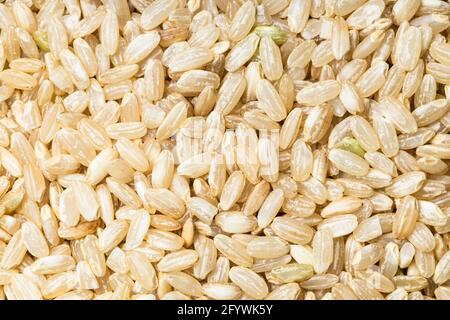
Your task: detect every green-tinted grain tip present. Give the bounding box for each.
[33,30,50,53]
[253,25,287,46]
[336,137,366,158]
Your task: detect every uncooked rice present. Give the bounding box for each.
[0,0,448,301]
